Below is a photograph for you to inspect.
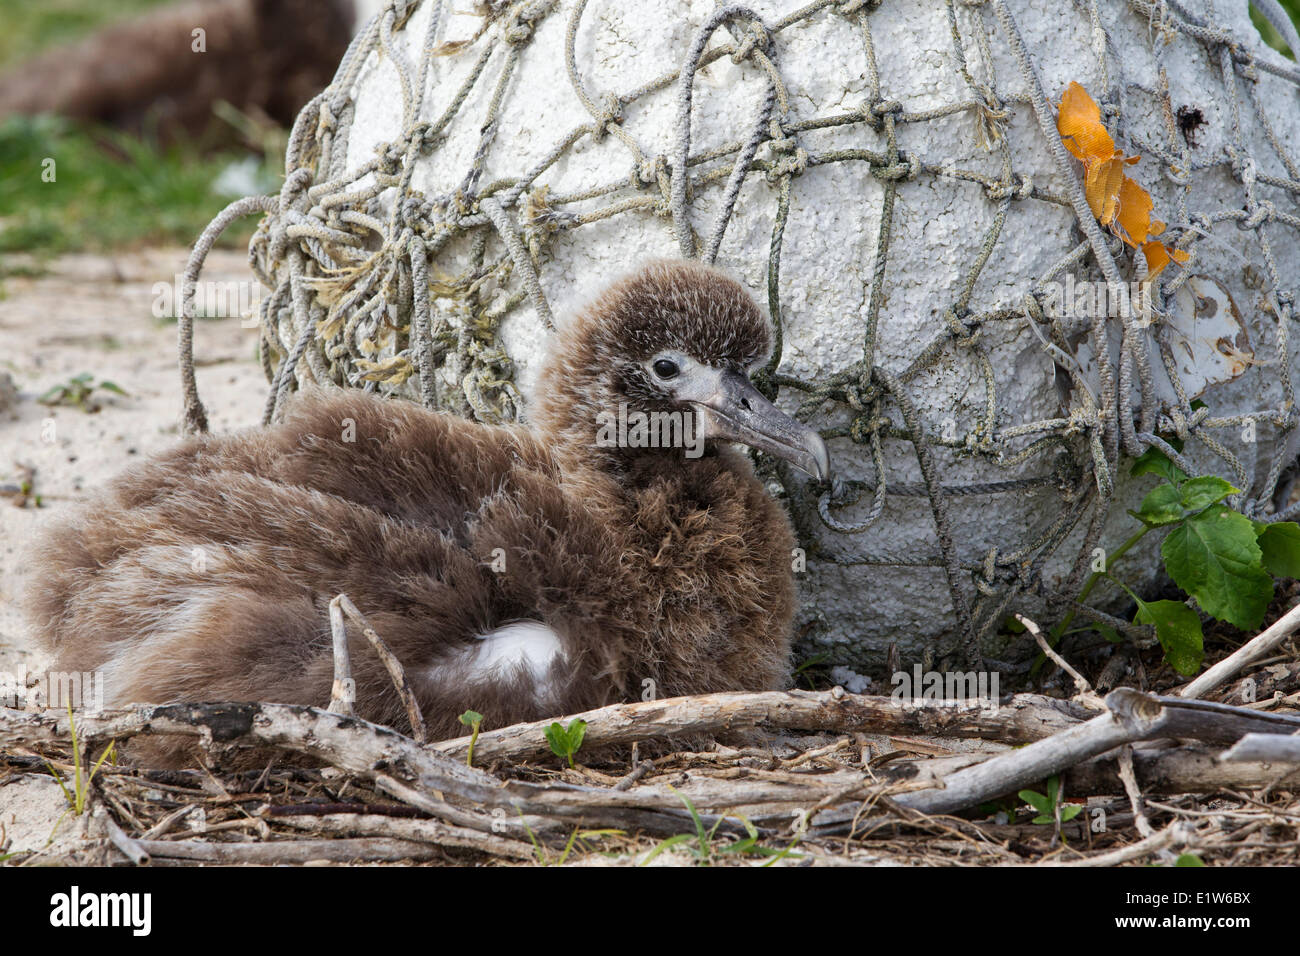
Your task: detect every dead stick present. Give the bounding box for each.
[103,814,150,866]
[134,837,444,864]
[1017,613,1094,698]
[270,812,538,861]
[1116,745,1155,839]
[886,689,1300,818]
[1219,732,1300,763]
[799,744,1300,835]
[326,596,355,716]
[430,689,1094,762]
[1038,821,1196,867]
[334,593,427,743]
[0,703,755,835]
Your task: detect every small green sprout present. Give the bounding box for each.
[543,718,587,768]
[38,373,126,413]
[458,709,483,766]
[1019,775,1082,841]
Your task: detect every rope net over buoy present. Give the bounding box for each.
[178,0,1300,669]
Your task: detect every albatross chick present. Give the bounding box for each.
[24,260,830,767]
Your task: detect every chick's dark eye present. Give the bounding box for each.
[652,358,680,379]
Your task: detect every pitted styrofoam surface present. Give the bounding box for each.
[338,0,1300,666]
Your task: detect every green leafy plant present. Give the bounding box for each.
[1052,441,1300,676]
[1019,775,1082,847]
[38,372,126,412]
[0,114,279,256]
[458,709,483,767]
[640,788,801,866]
[543,718,587,768]
[1174,852,1206,867]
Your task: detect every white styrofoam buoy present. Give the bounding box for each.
[225,0,1300,670]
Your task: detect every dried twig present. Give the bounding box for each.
[333,593,427,743]
[1017,613,1095,699]
[326,596,356,716]
[1041,821,1197,867]
[1116,745,1154,839]
[612,760,654,791]
[821,689,1300,822]
[103,814,150,866]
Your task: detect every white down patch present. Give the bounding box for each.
[468,621,564,697]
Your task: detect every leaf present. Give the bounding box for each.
[640,833,695,866]
[1134,599,1205,676]
[1134,483,1185,526]
[458,709,483,727]
[1175,853,1206,867]
[1019,789,1051,815]
[1178,475,1237,512]
[1257,521,1300,579]
[1060,804,1083,822]
[566,718,588,753]
[1161,505,1273,630]
[1093,623,1123,644]
[1131,447,1188,484]
[543,721,567,757]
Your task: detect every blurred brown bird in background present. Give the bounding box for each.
[0,0,354,144]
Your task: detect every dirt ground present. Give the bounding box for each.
[0,247,267,676]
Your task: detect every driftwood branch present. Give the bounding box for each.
[430,689,1094,762]
[136,837,445,864]
[269,812,538,861]
[0,703,747,838]
[1219,732,1300,763]
[0,702,500,804]
[842,689,1300,820]
[1065,744,1300,794]
[6,682,1298,857]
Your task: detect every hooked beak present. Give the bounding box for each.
[692,370,831,482]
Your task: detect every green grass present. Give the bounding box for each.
[0,115,277,258]
[0,0,176,70]
[0,0,283,261]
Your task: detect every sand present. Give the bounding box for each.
[0,247,266,678]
